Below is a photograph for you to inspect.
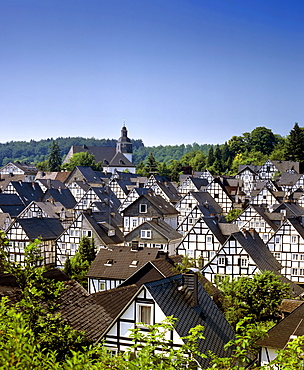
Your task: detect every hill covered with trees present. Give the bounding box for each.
[1,123,303,179]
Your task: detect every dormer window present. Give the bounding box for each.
[139,204,147,213]
[104,259,113,266]
[129,260,138,267]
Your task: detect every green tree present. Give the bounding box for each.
[0,233,88,360]
[64,236,96,288]
[215,271,291,328]
[225,208,243,222]
[206,146,215,167]
[285,122,304,162]
[48,140,62,171]
[145,151,159,175]
[62,151,96,171]
[249,126,277,155]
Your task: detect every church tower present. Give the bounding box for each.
[116,125,133,162]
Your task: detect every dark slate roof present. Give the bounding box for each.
[82,212,124,246]
[68,146,117,164]
[109,152,135,168]
[192,192,223,215]
[0,193,24,206]
[0,205,25,217]
[11,162,38,175]
[233,230,282,272]
[9,181,44,205]
[273,202,304,218]
[124,219,183,243]
[251,205,279,230]
[272,160,300,174]
[278,172,302,187]
[144,274,235,368]
[87,246,161,280]
[89,186,121,210]
[257,302,304,349]
[42,188,77,209]
[188,177,209,190]
[123,194,178,216]
[154,181,181,203]
[36,179,66,189]
[59,280,114,342]
[13,218,65,240]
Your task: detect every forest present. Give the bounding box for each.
[1,123,303,180]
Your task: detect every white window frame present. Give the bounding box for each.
[218,257,226,266]
[136,303,153,326]
[139,204,147,213]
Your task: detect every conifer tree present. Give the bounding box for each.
[48,140,62,171]
[285,123,304,162]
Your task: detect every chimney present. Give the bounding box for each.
[178,273,198,307]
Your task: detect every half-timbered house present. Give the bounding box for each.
[175,191,222,226]
[124,219,183,254]
[3,181,44,206]
[5,217,64,265]
[202,230,283,283]
[55,210,124,267]
[177,176,209,196]
[87,246,162,293]
[121,194,179,235]
[101,273,235,369]
[204,178,233,215]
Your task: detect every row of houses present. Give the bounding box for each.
[1,153,304,366]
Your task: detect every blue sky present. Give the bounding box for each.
[1,0,303,146]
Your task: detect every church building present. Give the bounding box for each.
[63,125,136,173]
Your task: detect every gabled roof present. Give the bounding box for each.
[10,218,65,240]
[42,188,77,209]
[59,280,138,342]
[7,181,44,205]
[143,274,235,367]
[0,205,25,217]
[109,152,135,168]
[36,179,66,190]
[82,212,124,246]
[191,192,223,215]
[278,172,302,187]
[232,230,282,272]
[124,219,183,243]
[0,193,24,206]
[273,202,304,218]
[123,194,178,216]
[66,166,105,185]
[152,181,181,203]
[257,302,304,349]
[87,246,161,280]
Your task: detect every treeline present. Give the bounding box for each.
[1,123,303,178]
[137,124,304,180]
[0,137,144,167]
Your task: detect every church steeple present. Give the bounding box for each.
[116,124,133,162]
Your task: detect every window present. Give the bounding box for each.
[186,249,194,258]
[71,244,76,250]
[88,230,92,237]
[141,230,152,239]
[273,252,281,259]
[275,236,281,244]
[139,204,147,213]
[104,259,113,266]
[214,193,219,199]
[206,236,212,243]
[137,304,153,325]
[61,243,66,250]
[291,235,298,244]
[218,257,226,266]
[292,268,304,276]
[132,219,138,228]
[99,280,106,291]
[239,258,248,267]
[129,260,138,267]
[292,254,299,261]
[124,218,129,228]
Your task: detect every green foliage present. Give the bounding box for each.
[48,140,62,171]
[215,271,291,328]
[172,255,203,275]
[285,122,304,162]
[0,232,89,361]
[62,151,97,171]
[64,236,96,288]
[208,317,271,370]
[225,208,243,222]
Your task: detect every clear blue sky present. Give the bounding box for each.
[1,0,303,146]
